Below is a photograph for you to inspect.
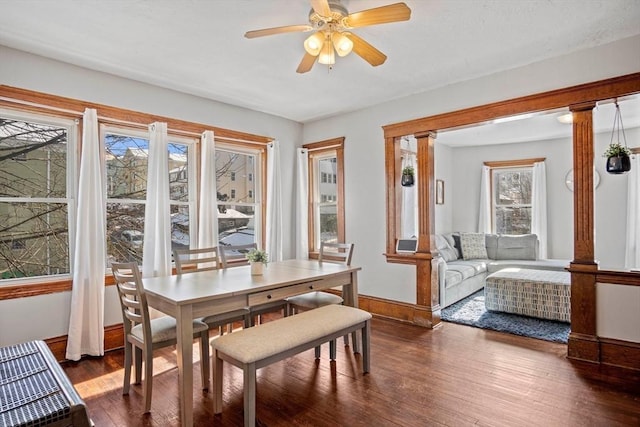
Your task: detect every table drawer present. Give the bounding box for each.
[248,275,350,306]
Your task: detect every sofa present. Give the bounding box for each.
[435,232,569,308]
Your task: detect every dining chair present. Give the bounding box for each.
[112,262,210,413]
[219,243,288,325]
[172,247,251,334]
[286,242,355,357]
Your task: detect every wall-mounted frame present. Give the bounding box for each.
[436,179,444,204]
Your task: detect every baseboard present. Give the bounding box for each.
[45,324,124,362]
[600,337,640,371]
[46,302,639,371]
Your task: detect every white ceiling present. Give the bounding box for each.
[1,0,639,128]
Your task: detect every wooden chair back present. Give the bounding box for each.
[219,243,258,269]
[319,242,354,266]
[112,262,151,341]
[173,247,221,274]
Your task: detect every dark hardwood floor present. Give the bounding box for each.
[62,317,640,426]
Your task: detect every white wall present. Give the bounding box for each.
[0,45,302,347]
[1,33,639,346]
[441,126,638,267]
[303,34,640,305]
[434,144,454,234]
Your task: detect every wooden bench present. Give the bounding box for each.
[211,304,372,426]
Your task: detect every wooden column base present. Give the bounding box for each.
[568,332,600,363]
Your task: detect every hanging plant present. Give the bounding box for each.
[401,165,415,187]
[604,101,632,175]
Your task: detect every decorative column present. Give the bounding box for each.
[568,102,599,363]
[414,131,440,327]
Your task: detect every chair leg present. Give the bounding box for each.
[200,331,210,390]
[143,347,153,413]
[314,345,321,359]
[123,341,132,395]
[243,314,251,329]
[343,333,349,346]
[330,339,336,360]
[213,350,223,414]
[134,347,143,384]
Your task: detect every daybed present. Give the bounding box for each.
[435,232,569,309]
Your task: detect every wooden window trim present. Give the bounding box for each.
[0,85,272,300]
[381,72,640,357]
[303,137,345,255]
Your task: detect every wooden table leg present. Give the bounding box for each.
[176,305,194,427]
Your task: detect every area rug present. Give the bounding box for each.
[441,290,570,343]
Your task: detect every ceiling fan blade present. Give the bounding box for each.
[296,52,317,74]
[245,24,312,39]
[345,33,387,66]
[310,0,332,17]
[344,2,411,28]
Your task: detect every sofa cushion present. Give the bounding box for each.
[446,260,488,287]
[443,233,461,259]
[485,234,499,259]
[460,232,488,260]
[495,234,537,260]
[435,235,458,262]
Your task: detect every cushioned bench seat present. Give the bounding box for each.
[211,304,372,426]
[485,268,571,322]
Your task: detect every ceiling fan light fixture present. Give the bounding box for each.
[332,32,353,56]
[318,38,336,65]
[304,32,325,56]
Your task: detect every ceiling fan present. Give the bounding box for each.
[244,0,411,73]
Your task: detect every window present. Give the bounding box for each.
[103,126,196,266]
[216,145,262,248]
[483,159,544,235]
[304,137,345,253]
[0,85,271,297]
[0,110,77,279]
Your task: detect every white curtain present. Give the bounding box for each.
[66,108,105,361]
[142,122,172,277]
[625,154,640,268]
[401,152,417,238]
[198,130,219,249]
[531,161,548,259]
[478,165,492,233]
[295,148,309,259]
[266,140,283,261]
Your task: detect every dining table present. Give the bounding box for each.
[142,258,361,427]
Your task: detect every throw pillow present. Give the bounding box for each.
[460,232,488,260]
[435,235,458,262]
[451,233,462,259]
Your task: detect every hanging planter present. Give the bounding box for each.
[401,166,415,187]
[603,100,632,175]
[604,144,632,174]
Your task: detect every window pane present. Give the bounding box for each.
[216,150,256,202]
[320,204,338,243]
[106,203,145,265]
[0,117,67,198]
[495,206,532,234]
[171,206,190,251]
[217,204,255,246]
[169,143,189,202]
[494,170,532,206]
[105,134,149,200]
[0,202,69,278]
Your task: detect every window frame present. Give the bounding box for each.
[0,107,78,283]
[0,86,271,300]
[303,137,345,257]
[484,158,544,235]
[215,142,265,249]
